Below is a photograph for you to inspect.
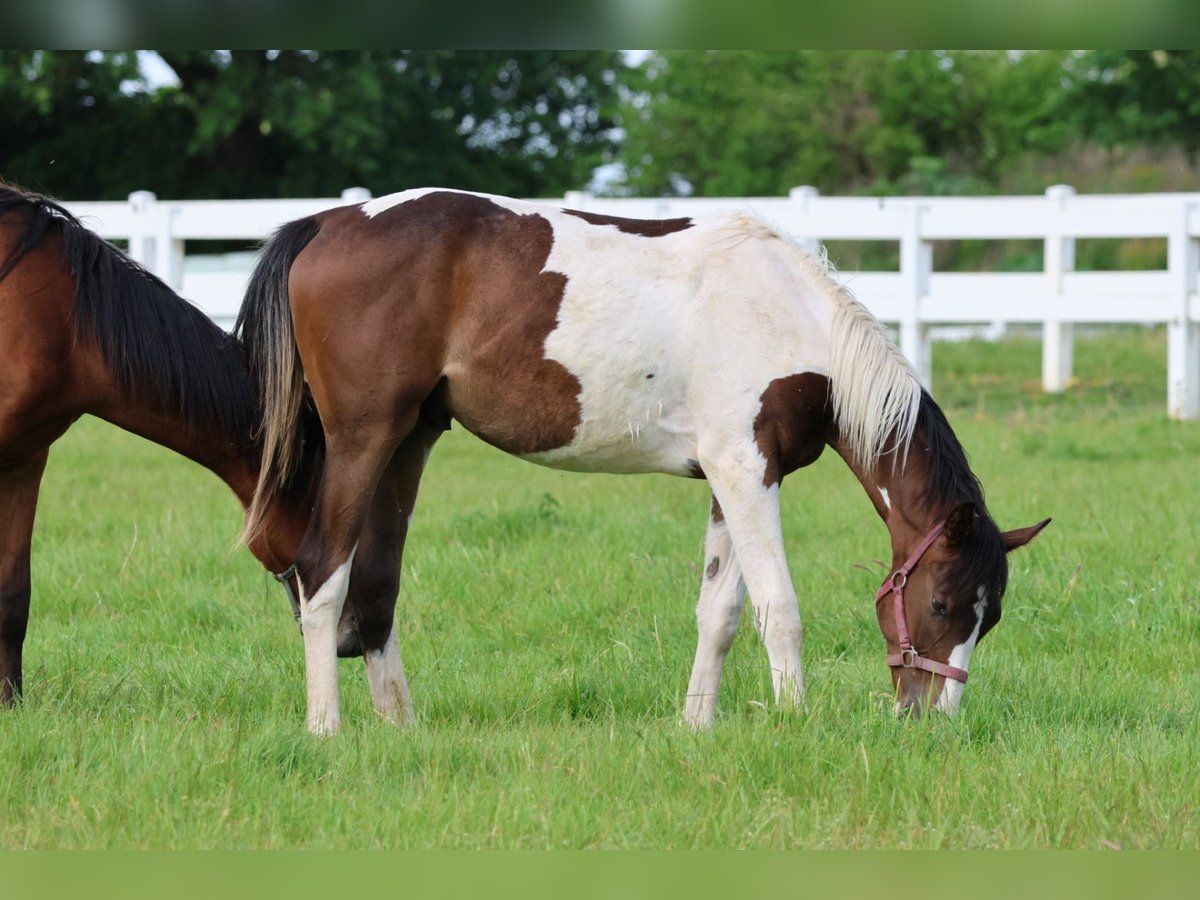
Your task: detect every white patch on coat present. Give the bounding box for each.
[879,486,891,511]
[300,545,357,735]
[933,587,987,716]
[527,204,835,475]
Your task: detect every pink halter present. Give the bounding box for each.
[874,519,969,684]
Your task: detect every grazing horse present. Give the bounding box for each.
[237,188,1050,735]
[0,184,405,715]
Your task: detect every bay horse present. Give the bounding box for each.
[0,184,412,719]
[237,187,1050,735]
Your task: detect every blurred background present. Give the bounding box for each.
[3,50,1197,274]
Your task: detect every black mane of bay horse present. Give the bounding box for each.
[235,187,1050,734]
[0,183,404,711]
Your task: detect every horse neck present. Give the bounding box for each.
[94,402,259,507]
[97,401,312,570]
[833,428,950,562]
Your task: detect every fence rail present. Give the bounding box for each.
[62,185,1200,419]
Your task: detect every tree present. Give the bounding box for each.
[0,51,625,199]
[1061,51,1200,161]
[0,51,166,198]
[616,51,1071,197]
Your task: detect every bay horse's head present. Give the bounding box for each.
[875,502,1050,717]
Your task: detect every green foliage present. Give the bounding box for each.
[5,50,1200,205]
[2,330,1198,847]
[1061,51,1200,161]
[618,51,1072,197]
[0,51,623,199]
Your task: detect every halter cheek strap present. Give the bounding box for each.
[274,563,303,632]
[874,520,970,685]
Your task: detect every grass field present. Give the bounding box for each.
[2,328,1197,848]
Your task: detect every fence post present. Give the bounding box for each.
[341,186,372,204]
[788,185,820,208]
[899,203,932,388]
[1042,184,1076,393]
[127,190,156,269]
[1167,199,1199,420]
[127,190,183,289]
[564,190,593,210]
[788,186,821,255]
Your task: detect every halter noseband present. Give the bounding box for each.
[874,519,969,685]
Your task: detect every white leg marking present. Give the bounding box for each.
[683,514,747,729]
[300,545,357,735]
[934,588,986,716]
[365,624,414,725]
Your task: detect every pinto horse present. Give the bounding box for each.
[0,184,408,715]
[238,188,1050,735]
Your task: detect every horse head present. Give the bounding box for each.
[876,502,1051,717]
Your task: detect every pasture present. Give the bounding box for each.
[1,328,1197,848]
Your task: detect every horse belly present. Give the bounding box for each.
[520,390,699,475]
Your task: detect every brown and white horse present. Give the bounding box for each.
[238,188,1050,735]
[0,184,407,715]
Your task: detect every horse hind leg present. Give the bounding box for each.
[295,429,401,735]
[0,452,48,705]
[347,422,442,725]
[683,494,747,729]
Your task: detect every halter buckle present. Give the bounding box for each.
[900,647,918,668]
[889,570,907,591]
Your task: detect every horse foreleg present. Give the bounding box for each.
[351,423,441,725]
[683,494,747,729]
[296,432,399,735]
[0,452,48,705]
[703,459,805,713]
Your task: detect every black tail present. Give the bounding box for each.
[233,217,322,543]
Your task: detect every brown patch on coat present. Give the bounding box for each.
[562,208,694,238]
[710,495,724,524]
[753,373,834,487]
[687,459,705,479]
[294,191,583,457]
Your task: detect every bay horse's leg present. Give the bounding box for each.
[296,429,402,735]
[348,422,442,725]
[683,494,747,729]
[0,451,48,704]
[701,458,805,713]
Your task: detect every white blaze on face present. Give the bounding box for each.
[934,586,987,716]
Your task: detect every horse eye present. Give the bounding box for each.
[931,598,947,617]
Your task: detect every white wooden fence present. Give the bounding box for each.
[62,186,1200,419]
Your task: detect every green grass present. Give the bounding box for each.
[2,328,1198,848]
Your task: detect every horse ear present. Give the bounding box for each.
[943,501,977,548]
[1002,517,1052,553]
